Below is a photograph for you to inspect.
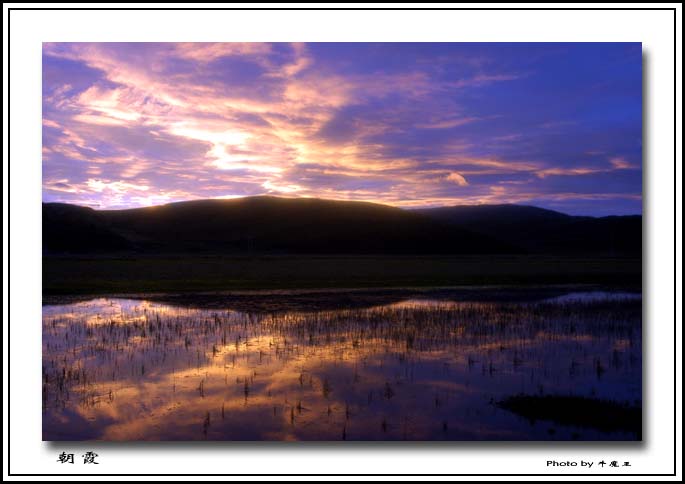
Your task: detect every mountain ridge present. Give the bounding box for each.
[43,196,641,256]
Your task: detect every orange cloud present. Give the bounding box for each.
[446,172,469,186]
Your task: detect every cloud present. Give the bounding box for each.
[42,42,642,214]
[446,172,469,186]
[173,42,273,62]
[536,155,639,179]
[416,117,481,130]
[536,167,599,178]
[86,178,149,193]
[609,157,636,169]
[448,73,521,89]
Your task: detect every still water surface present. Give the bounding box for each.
[42,289,641,441]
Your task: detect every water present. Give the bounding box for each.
[42,289,641,441]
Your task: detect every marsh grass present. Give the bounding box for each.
[42,293,641,441]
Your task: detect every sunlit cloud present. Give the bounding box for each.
[43,42,642,215]
[446,172,469,186]
[536,167,601,178]
[416,117,481,130]
[173,42,273,62]
[86,178,149,193]
[609,156,636,169]
[262,180,303,194]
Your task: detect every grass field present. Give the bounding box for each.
[42,254,642,295]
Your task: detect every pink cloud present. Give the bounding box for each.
[446,172,469,186]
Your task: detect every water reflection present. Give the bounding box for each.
[43,291,641,441]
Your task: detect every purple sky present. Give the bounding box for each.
[42,42,642,215]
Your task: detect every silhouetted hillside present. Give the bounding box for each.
[42,197,515,255]
[416,204,641,255]
[43,203,132,253]
[43,197,641,255]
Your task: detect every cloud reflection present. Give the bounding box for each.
[43,294,641,441]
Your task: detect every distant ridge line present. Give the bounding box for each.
[42,196,641,256]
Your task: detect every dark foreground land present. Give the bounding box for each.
[497,395,642,439]
[43,197,641,296]
[43,254,641,296]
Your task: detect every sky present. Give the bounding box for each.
[42,42,642,215]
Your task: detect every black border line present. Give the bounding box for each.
[6,5,679,478]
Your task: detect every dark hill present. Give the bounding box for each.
[43,197,516,255]
[416,204,641,255]
[43,203,132,253]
